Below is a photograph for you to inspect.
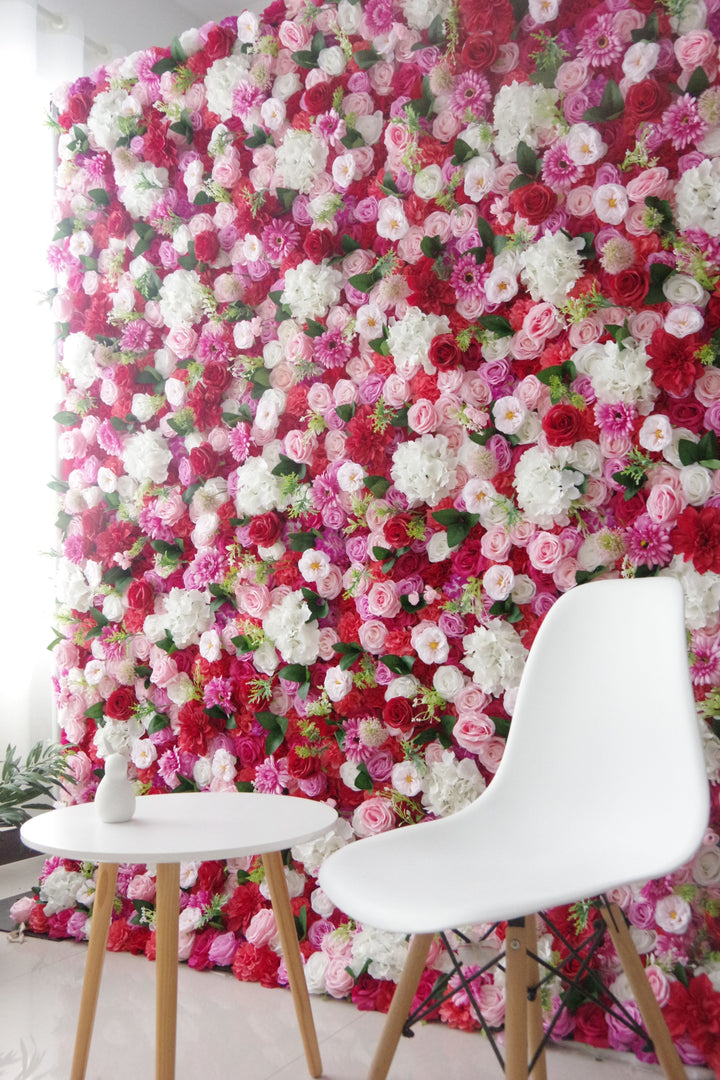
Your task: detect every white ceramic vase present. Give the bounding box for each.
[95,753,136,823]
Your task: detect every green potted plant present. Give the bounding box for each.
[0,742,70,845]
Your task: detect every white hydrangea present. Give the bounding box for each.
[401,0,451,30]
[675,157,720,237]
[516,444,586,527]
[205,53,252,121]
[117,163,169,219]
[164,587,214,648]
[349,927,410,982]
[87,88,131,151]
[421,749,486,817]
[56,559,94,612]
[662,558,720,630]
[263,590,321,665]
[493,82,561,162]
[573,339,658,410]
[159,268,207,328]
[462,619,528,695]
[282,259,343,320]
[386,307,451,378]
[520,231,585,308]
[234,455,286,516]
[275,128,329,194]
[291,818,354,876]
[391,433,458,507]
[122,429,172,484]
[39,867,88,916]
[62,332,99,389]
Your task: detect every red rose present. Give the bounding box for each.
[509,182,558,225]
[202,360,230,391]
[383,513,413,548]
[623,79,671,130]
[382,697,414,734]
[286,745,318,779]
[68,90,94,124]
[460,33,498,70]
[204,24,235,62]
[189,443,218,479]
[541,403,584,446]
[104,686,137,721]
[672,506,720,574]
[451,535,487,577]
[303,228,334,263]
[194,229,220,264]
[664,396,705,433]
[573,1003,609,1049]
[606,267,648,307]
[429,334,462,371]
[304,81,333,115]
[248,511,283,547]
[126,579,154,610]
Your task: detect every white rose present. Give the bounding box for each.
[433,665,465,702]
[123,430,172,484]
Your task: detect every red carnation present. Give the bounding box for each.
[672,506,720,575]
[541,404,584,447]
[646,329,702,397]
[194,229,220,264]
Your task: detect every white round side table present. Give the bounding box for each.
[21,792,338,1080]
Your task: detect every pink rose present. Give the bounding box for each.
[366,580,401,619]
[523,302,563,342]
[283,429,317,465]
[208,930,238,967]
[527,531,564,573]
[358,619,388,654]
[450,204,478,238]
[325,956,355,999]
[626,166,670,203]
[10,896,36,924]
[555,58,590,93]
[674,30,716,71]
[236,583,272,618]
[646,483,686,524]
[477,737,506,774]
[382,374,410,409]
[696,368,720,407]
[166,325,198,359]
[352,796,396,837]
[211,151,241,189]
[316,566,343,599]
[278,19,310,50]
[127,872,157,901]
[246,908,278,948]
[480,525,512,562]
[369,61,395,95]
[453,713,495,753]
[408,399,439,435]
[565,185,594,216]
[454,684,490,715]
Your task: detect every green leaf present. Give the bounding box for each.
[170,36,187,64]
[79,254,97,271]
[380,654,415,676]
[582,78,624,123]
[575,566,607,586]
[391,404,409,428]
[47,479,69,493]
[354,46,381,69]
[255,712,289,756]
[53,411,80,426]
[148,713,171,734]
[177,241,197,269]
[89,188,110,206]
[508,174,533,192]
[516,140,540,177]
[354,763,374,790]
[279,664,310,685]
[678,438,699,467]
[400,593,427,614]
[478,314,514,337]
[288,531,320,552]
[341,127,365,149]
[301,587,329,622]
[341,235,361,254]
[169,115,194,143]
[686,65,710,97]
[420,235,443,259]
[294,904,308,941]
[272,454,306,478]
[193,190,216,206]
[335,403,355,423]
[348,270,380,293]
[275,187,296,213]
[427,13,446,44]
[53,217,75,240]
[151,55,176,75]
[451,138,479,166]
[304,318,326,338]
[235,781,254,793]
[231,634,257,653]
[291,49,318,68]
[447,520,473,547]
[244,125,269,149]
[364,475,390,498]
[84,702,105,721]
[151,539,184,558]
[631,11,658,41]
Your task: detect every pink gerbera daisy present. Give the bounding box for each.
[450,72,492,118]
[662,95,708,151]
[450,253,485,301]
[690,631,720,686]
[579,13,624,67]
[594,401,637,438]
[624,516,673,568]
[315,328,351,369]
[541,140,585,191]
[228,423,251,463]
[261,220,300,265]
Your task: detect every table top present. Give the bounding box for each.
[20,792,338,864]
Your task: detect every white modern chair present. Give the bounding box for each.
[319,577,710,1080]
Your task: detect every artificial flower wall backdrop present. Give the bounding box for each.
[14,0,720,1068]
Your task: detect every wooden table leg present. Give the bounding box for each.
[504,919,529,1080]
[71,861,118,1080]
[262,850,322,1078]
[525,915,547,1080]
[155,862,180,1080]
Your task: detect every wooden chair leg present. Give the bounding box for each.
[600,904,687,1080]
[71,862,118,1080]
[155,862,180,1080]
[262,850,323,1079]
[504,919,529,1080]
[524,915,547,1080]
[368,932,433,1080]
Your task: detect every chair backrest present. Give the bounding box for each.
[471,576,709,895]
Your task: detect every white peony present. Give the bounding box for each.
[122,429,172,484]
[675,157,720,237]
[275,128,329,194]
[164,587,214,648]
[40,867,88,915]
[421,749,486,817]
[462,619,528,695]
[520,231,585,308]
[87,89,131,152]
[117,163,169,219]
[159,268,207,328]
[263,590,320,665]
[349,927,410,981]
[401,0,451,30]
[282,259,343,320]
[391,433,457,507]
[56,559,94,613]
[386,307,451,378]
[62,332,99,389]
[662,558,720,630]
[514,445,584,528]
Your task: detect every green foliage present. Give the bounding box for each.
[0,743,72,827]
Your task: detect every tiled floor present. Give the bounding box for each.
[0,859,713,1080]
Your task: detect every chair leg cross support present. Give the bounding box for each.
[369,907,689,1080]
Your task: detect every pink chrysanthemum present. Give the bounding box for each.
[204,676,235,711]
[364,0,394,34]
[253,757,289,794]
[450,253,486,301]
[231,80,264,119]
[84,155,107,183]
[578,13,624,67]
[138,507,176,542]
[690,631,720,686]
[228,423,251,463]
[541,140,585,190]
[120,320,153,352]
[594,401,637,437]
[450,72,492,117]
[315,328,352,369]
[261,220,300,265]
[196,327,231,362]
[342,718,374,763]
[624,516,673,568]
[662,94,708,151]
[183,550,228,589]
